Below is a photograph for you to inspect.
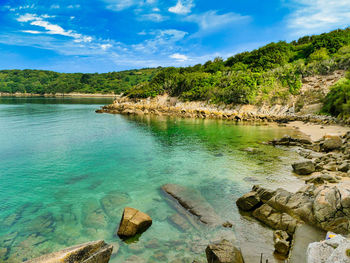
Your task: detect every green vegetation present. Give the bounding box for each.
[126,27,350,107]
[322,72,350,119]
[1,28,350,119]
[0,68,161,95]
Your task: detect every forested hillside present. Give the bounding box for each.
[125,28,350,118]
[1,28,350,118]
[0,68,161,95]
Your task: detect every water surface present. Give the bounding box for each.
[0,97,305,262]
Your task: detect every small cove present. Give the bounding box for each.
[0,97,306,262]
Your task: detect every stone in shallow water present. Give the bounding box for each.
[162,183,225,227]
[23,240,113,263]
[117,207,152,238]
[100,190,131,219]
[27,212,56,235]
[205,239,244,263]
[168,213,191,232]
[82,199,108,229]
[124,255,146,263]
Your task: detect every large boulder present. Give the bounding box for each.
[320,136,343,152]
[292,161,315,175]
[205,239,245,263]
[236,191,261,211]
[162,184,224,226]
[307,234,350,263]
[24,240,113,263]
[117,207,152,238]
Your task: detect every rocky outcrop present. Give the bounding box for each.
[307,234,350,263]
[252,204,298,235]
[292,161,316,175]
[236,191,261,211]
[237,184,350,235]
[24,240,113,263]
[117,207,152,238]
[97,93,343,124]
[161,184,225,227]
[205,239,245,263]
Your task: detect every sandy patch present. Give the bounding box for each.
[286,121,350,141]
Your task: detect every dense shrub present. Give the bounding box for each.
[322,77,350,119]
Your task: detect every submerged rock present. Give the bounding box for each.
[100,190,131,218]
[168,213,191,232]
[162,184,224,227]
[117,207,152,238]
[24,240,113,263]
[205,239,244,263]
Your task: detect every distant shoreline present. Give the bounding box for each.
[0,92,117,98]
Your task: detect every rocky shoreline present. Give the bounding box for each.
[236,131,350,261]
[97,94,349,125]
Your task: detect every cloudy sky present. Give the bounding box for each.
[0,0,349,73]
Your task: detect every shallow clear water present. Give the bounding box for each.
[0,97,305,263]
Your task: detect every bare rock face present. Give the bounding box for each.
[117,207,152,238]
[162,184,224,227]
[292,161,316,175]
[205,239,245,263]
[24,240,113,263]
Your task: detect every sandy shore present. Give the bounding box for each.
[286,121,350,141]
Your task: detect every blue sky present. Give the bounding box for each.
[0,0,349,73]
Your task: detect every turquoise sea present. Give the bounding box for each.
[0,97,305,262]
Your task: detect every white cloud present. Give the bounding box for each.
[21,30,42,34]
[16,13,92,43]
[50,4,60,9]
[170,53,188,61]
[139,13,168,22]
[105,0,135,11]
[152,7,160,12]
[132,29,188,53]
[168,0,194,15]
[100,43,113,50]
[287,0,350,36]
[67,4,81,9]
[186,10,250,31]
[17,13,39,22]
